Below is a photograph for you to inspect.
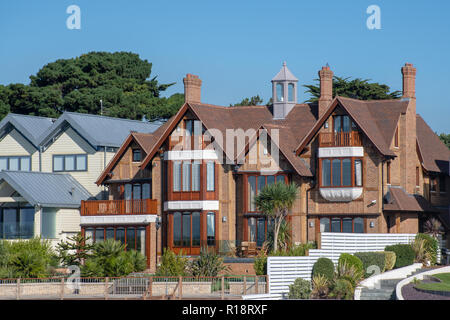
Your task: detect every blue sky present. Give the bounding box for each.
[0,0,449,133]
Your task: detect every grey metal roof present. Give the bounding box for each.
[39,112,161,148]
[0,171,93,208]
[272,62,298,82]
[0,113,55,147]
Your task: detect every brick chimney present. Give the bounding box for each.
[183,74,202,104]
[318,65,333,117]
[400,63,417,194]
[401,63,416,99]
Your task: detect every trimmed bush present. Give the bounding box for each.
[330,279,354,300]
[415,233,438,265]
[384,244,415,268]
[338,253,363,273]
[384,251,396,271]
[288,277,311,299]
[354,252,386,278]
[312,258,335,281]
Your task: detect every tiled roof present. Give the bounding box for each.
[384,186,437,212]
[0,171,92,208]
[416,114,450,174]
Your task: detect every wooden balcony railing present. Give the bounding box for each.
[81,199,158,216]
[319,132,362,147]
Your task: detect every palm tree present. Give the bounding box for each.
[423,217,443,238]
[254,182,298,252]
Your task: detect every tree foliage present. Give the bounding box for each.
[56,232,94,267]
[230,95,264,106]
[0,51,183,121]
[438,133,450,149]
[303,76,401,102]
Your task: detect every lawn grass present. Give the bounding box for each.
[415,273,450,292]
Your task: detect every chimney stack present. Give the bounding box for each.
[183,74,202,104]
[401,63,416,99]
[318,65,333,117]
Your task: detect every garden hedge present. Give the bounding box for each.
[338,253,364,273]
[384,244,415,268]
[354,252,386,278]
[312,257,335,281]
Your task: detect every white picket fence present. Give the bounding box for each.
[267,232,428,296]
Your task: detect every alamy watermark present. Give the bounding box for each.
[366,5,381,30]
[66,5,81,30]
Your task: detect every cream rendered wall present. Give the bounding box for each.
[41,127,115,198]
[0,129,39,171]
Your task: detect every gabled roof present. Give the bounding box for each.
[0,171,92,208]
[39,112,161,149]
[0,113,55,147]
[295,96,410,157]
[384,186,437,212]
[416,114,450,174]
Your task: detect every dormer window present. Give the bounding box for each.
[276,83,284,102]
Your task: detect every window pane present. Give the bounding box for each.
[193,120,202,136]
[132,150,141,162]
[322,159,331,187]
[207,212,215,246]
[105,227,114,240]
[20,157,30,171]
[257,218,265,247]
[142,183,151,199]
[332,159,341,186]
[207,161,215,191]
[288,83,294,101]
[192,162,201,191]
[192,212,200,246]
[267,176,275,185]
[354,160,362,187]
[342,159,351,186]
[331,218,341,232]
[173,161,181,192]
[9,157,19,171]
[334,116,341,133]
[65,156,75,171]
[342,116,351,132]
[116,228,125,245]
[173,212,181,246]
[276,83,284,102]
[276,175,285,184]
[248,176,256,211]
[0,158,7,171]
[185,120,193,136]
[320,218,330,232]
[54,156,64,171]
[133,184,141,200]
[354,218,364,233]
[182,162,191,191]
[248,218,256,242]
[76,155,86,171]
[136,227,146,256]
[182,213,191,247]
[126,228,135,250]
[257,176,266,194]
[85,228,94,245]
[41,208,56,239]
[124,184,132,213]
[342,218,352,233]
[95,228,104,242]
[3,209,18,239]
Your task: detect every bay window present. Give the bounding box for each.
[320,157,363,188]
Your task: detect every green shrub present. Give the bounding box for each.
[384,251,396,271]
[354,252,386,277]
[312,258,335,281]
[415,233,438,265]
[155,249,188,276]
[338,253,363,273]
[254,251,267,275]
[189,248,230,277]
[288,277,311,299]
[384,244,415,268]
[329,279,354,300]
[336,261,364,288]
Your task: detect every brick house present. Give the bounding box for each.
[89,63,449,270]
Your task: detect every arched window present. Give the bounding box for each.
[288,83,295,101]
[276,83,284,102]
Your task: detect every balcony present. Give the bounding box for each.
[319,132,362,147]
[81,199,158,216]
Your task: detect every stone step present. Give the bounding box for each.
[361,288,394,294]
